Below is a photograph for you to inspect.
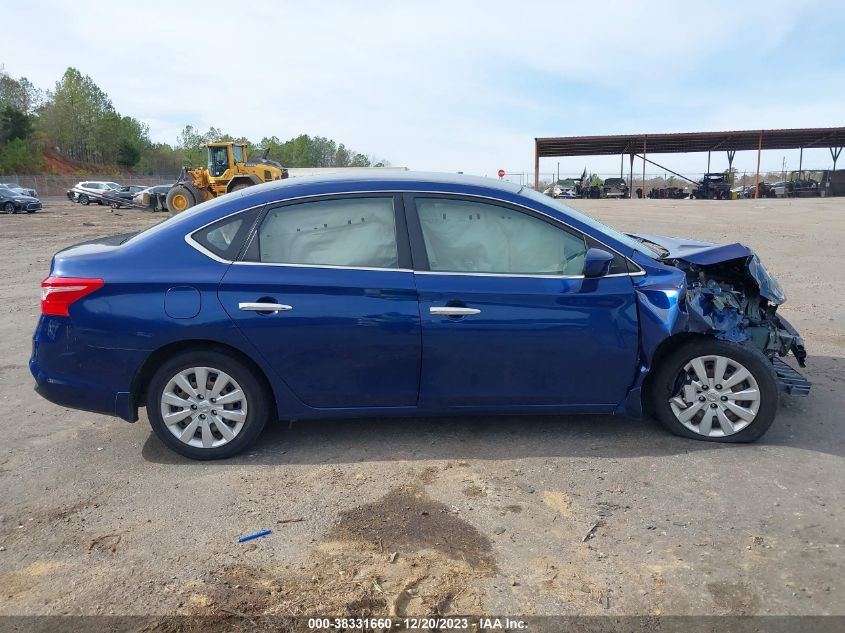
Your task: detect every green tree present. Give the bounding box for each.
[257,133,373,168]
[0,66,44,114]
[0,137,41,173]
[37,67,149,165]
[0,105,33,143]
[3,66,388,175]
[117,139,140,167]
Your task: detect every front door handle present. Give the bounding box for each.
[429,306,481,316]
[238,302,293,312]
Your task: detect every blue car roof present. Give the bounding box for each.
[239,170,525,198]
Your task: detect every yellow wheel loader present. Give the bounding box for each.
[166,142,288,214]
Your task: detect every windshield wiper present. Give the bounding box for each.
[628,235,670,258]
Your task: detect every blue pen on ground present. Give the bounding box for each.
[238,529,272,543]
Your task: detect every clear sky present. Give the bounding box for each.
[4,0,843,179]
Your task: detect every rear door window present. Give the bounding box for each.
[256,197,400,269]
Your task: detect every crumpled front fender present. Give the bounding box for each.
[617,256,690,416]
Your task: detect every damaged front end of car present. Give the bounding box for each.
[680,252,806,366]
[623,234,811,415]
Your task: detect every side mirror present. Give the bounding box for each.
[583,247,614,278]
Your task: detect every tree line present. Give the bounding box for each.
[0,66,386,175]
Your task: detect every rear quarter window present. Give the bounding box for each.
[190,208,260,261]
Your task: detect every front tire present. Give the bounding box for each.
[146,350,270,460]
[166,185,196,214]
[79,194,90,205]
[651,339,779,442]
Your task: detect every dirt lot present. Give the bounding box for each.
[1,196,843,624]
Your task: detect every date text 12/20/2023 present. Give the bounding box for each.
[307,617,527,630]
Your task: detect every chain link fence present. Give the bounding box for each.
[0,174,179,198]
[495,169,831,191]
[2,169,833,198]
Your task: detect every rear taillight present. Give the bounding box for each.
[41,277,104,316]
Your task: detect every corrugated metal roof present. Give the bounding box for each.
[535,127,845,157]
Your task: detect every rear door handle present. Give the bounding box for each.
[238,302,293,312]
[429,306,481,316]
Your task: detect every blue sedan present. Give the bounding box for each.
[30,173,810,459]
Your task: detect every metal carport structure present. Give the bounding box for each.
[534,127,845,198]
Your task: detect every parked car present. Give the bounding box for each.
[731,185,752,199]
[66,181,122,205]
[543,184,564,198]
[0,184,42,213]
[30,173,810,459]
[544,178,577,199]
[769,181,790,198]
[132,184,174,212]
[109,185,150,208]
[602,177,629,198]
[0,182,38,198]
[746,182,772,198]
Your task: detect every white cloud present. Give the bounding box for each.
[3,0,843,176]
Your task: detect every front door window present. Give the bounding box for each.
[415,198,587,276]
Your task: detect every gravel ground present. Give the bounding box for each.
[0,195,843,624]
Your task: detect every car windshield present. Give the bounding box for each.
[519,187,663,258]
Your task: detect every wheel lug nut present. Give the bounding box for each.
[197,395,203,400]
[701,385,708,390]
[211,410,217,415]
[210,398,216,403]
[710,403,718,409]
[721,396,728,401]
[715,384,723,390]
[191,404,197,410]
[698,396,706,402]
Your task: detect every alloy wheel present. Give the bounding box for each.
[159,366,248,449]
[668,354,761,437]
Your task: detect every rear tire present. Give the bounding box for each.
[146,350,270,460]
[3,202,15,214]
[229,182,252,193]
[651,339,779,443]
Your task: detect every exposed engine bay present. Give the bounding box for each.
[677,254,807,367]
[629,233,808,368]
